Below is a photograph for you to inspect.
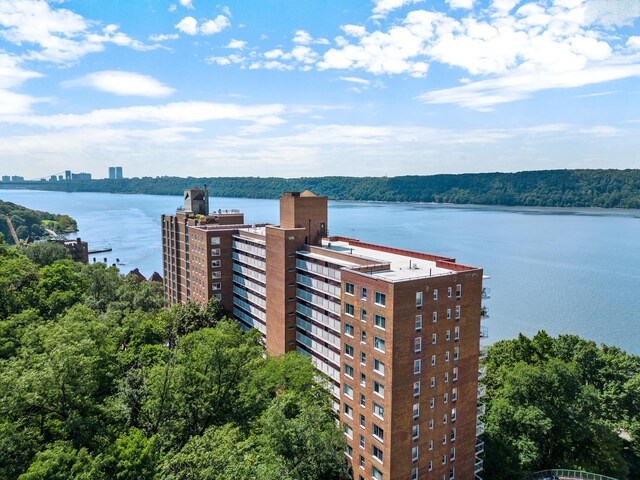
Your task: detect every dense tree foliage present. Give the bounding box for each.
[0,237,347,480]
[483,331,640,480]
[0,200,78,244]
[3,169,640,208]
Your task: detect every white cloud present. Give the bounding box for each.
[226,39,247,49]
[292,30,329,45]
[62,71,175,98]
[418,63,640,110]
[372,0,423,16]
[585,0,640,27]
[264,49,284,59]
[200,15,230,35]
[341,25,367,37]
[0,53,43,115]
[1,102,290,129]
[175,16,198,35]
[179,0,193,9]
[0,0,157,63]
[149,33,179,42]
[446,0,475,8]
[628,36,640,50]
[339,76,371,85]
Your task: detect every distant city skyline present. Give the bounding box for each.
[0,0,639,178]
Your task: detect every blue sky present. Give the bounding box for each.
[0,0,639,179]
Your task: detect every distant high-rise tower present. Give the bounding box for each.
[65,170,71,181]
[116,166,123,179]
[109,167,116,179]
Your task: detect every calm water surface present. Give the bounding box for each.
[2,189,639,354]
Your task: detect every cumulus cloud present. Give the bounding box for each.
[0,53,43,115]
[62,71,175,98]
[149,33,179,41]
[179,0,193,9]
[0,0,158,63]
[175,16,198,35]
[201,15,231,35]
[293,30,329,45]
[446,0,475,8]
[226,39,247,49]
[372,0,423,16]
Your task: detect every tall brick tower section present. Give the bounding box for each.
[265,191,328,355]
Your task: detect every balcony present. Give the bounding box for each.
[478,365,487,380]
[480,306,490,319]
[476,419,485,437]
[475,458,483,474]
[482,287,491,299]
[478,384,486,398]
[479,347,488,360]
[475,439,485,455]
[477,403,485,417]
[480,326,489,339]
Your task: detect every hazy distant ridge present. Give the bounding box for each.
[3,169,640,209]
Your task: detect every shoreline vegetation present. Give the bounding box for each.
[1,169,640,209]
[0,200,78,245]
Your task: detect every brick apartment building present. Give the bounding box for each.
[162,188,489,480]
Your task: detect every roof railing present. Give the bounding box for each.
[525,469,621,480]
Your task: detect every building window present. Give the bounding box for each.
[372,423,384,441]
[345,344,354,358]
[361,287,367,300]
[433,289,439,301]
[456,284,462,299]
[344,384,354,399]
[413,381,421,396]
[447,308,451,320]
[432,333,437,345]
[211,248,220,256]
[374,359,385,376]
[443,413,448,424]
[444,393,449,404]
[455,305,461,320]
[450,466,455,479]
[451,427,456,441]
[429,460,433,471]
[211,237,220,245]
[361,331,367,344]
[454,326,460,340]
[344,403,353,418]
[344,363,354,378]
[372,466,383,480]
[374,314,386,330]
[359,434,365,449]
[452,388,458,401]
[212,271,221,279]
[343,424,353,439]
[211,259,221,268]
[412,446,419,462]
[345,282,355,295]
[448,286,453,298]
[374,381,384,398]
[360,414,366,428]
[345,303,355,317]
[445,351,450,363]
[429,439,434,451]
[430,397,435,409]
[442,455,447,465]
[412,424,420,440]
[416,291,423,308]
[361,352,367,365]
[446,329,451,341]
[443,433,448,444]
[374,336,386,353]
[415,315,422,331]
[431,376,436,388]
[431,354,436,366]
[345,444,353,458]
[212,283,221,290]
[412,467,419,480]
[413,403,420,418]
[414,359,421,374]
[373,402,384,419]
[360,394,366,407]
[361,309,367,322]
[344,323,355,337]
[433,311,438,323]
[373,445,384,463]
[360,373,366,387]
[452,408,457,422]
[360,455,365,468]
[415,337,422,353]
[375,291,386,306]
[444,372,449,383]
[454,347,459,361]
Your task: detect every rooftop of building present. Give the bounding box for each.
[302,237,479,282]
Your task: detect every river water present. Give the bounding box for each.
[2,189,639,354]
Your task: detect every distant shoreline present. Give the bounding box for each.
[1,169,639,209]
